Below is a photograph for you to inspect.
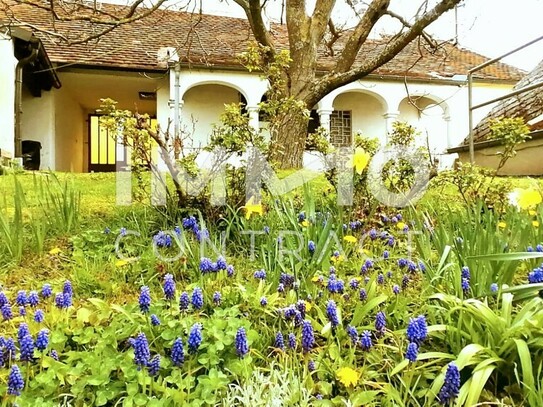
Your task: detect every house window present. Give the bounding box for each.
[330,110,352,146]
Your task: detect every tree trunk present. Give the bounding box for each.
[268,109,309,169]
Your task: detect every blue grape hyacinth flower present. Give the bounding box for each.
[15,290,27,307]
[63,280,73,297]
[254,269,266,280]
[438,363,461,405]
[301,320,315,353]
[133,333,150,369]
[326,300,339,328]
[7,365,24,396]
[150,314,161,326]
[405,342,419,363]
[274,332,285,350]
[147,355,161,377]
[18,323,30,343]
[213,291,221,306]
[287,333,296,350]
[34,309,44,323]
[375,311,386,334]
[191,287,204,310]
[139,286,151,313]
[406,315,427,344]
[19,334,34,362]
[360,330,372,350]
[171,338,184,366]
[28,291,39,307]
[188,323,203,354]
[199,257,214,274]
[0,291,7,307]
[163,274,176,300]
[41,283,52,298]
[179,292,189,312]
[347,325,358,344]
[235,327,249,358]
[36,329,49,352]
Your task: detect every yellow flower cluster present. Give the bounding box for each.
[243,196,263,220]
[509,188,542,210]
[336,367,360,387]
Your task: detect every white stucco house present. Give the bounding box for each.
[0,2,525,172]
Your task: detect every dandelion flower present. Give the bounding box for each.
[336,367,360,387]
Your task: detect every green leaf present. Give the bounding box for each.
[468,252,543,261]
[390,359,409,376]
[464,363,496,406]
[455,344,486,369]
[134,393,148,406]
[95,390,108,406]
[350,295,387,326]
[350,390,379,405]
[514,339,537,404]
[126,382,139,396]
[77,307,92,324]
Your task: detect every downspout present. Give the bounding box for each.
[14,41,40,158]
[173,63,180,147]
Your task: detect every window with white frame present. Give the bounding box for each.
[330,110,352,146]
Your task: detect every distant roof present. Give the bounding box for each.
[460,60,543,146]
[1,1,526,82]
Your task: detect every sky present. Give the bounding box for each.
[189,0,543,71]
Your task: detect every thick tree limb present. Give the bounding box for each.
[309,0,335,45]
[333,0,389,73]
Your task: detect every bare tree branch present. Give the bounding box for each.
[319,0,462,96]
[1,0,174,45]
[384,8,438,50]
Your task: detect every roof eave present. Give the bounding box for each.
[447,129,543,154]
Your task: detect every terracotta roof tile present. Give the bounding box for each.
[1,0,525,82]
[462,60,543,145]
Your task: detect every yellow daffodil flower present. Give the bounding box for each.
[115,259,129,267]
[533,220,540,228]
[509,188,542,210]
[347,147,371,175]
[396,222,406,230]
[518,189,542,209]
[336,367,360,387]
[498,221,507,229]
[49,247,61,255]
[244,196,263,220]
[529,210,537,216]
[301,219,309,227]
[343,235,357,243]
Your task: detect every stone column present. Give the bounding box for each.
[317,108,334,134]
[246,105,260,131]
[383,111,400,143]
[443,114,452,149]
